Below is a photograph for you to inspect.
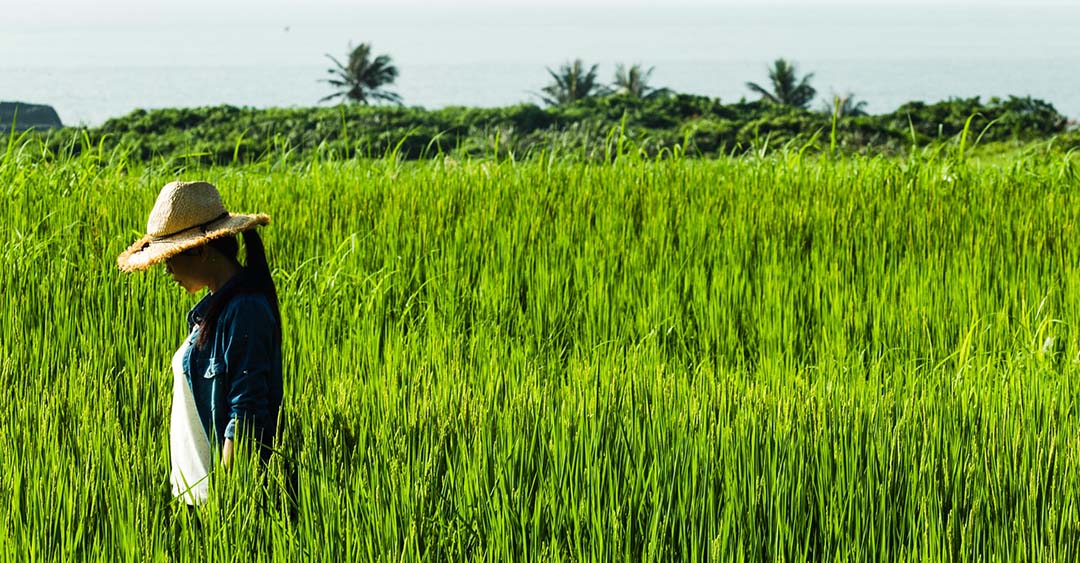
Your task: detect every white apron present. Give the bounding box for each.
[170,332,212,505]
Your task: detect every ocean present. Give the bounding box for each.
[3,2,1079,127]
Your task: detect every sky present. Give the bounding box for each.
[7,0,1079,67]
[4,0,1077,29]
[5,0,1080,124]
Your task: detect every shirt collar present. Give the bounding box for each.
[186,269,247,328]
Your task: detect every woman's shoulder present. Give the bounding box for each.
[220,292,277,326]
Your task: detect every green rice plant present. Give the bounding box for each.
[3,144,1080,561]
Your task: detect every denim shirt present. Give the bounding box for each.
[182,272,283,449]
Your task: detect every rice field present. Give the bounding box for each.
[3,142,1080,561]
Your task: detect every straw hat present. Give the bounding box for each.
[117,181,270,272]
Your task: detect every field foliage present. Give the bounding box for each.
[14,94,1079,165]
[3,140,1080,561]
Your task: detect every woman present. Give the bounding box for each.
[118,180,283,505]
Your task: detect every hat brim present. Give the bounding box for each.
[117,213,271,272]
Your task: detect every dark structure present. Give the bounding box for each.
[0,101,63,131]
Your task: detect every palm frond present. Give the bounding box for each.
[320,42,401,105]
[324,54,349,75]
[319,91,346,103]
[746,81,779,104]
[539,59,604,106]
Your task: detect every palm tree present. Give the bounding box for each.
[612,64,671,100]
[821,92,869,117]
[538,59,605,106]
[745,59,816,109]
[321,43,402,105]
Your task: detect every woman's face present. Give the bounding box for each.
[164,247,209,294]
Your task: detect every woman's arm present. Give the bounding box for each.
[221,296,278,448]
[222,438,235,469]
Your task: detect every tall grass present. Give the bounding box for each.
[2,142,1080,561]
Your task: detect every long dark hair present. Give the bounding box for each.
[195,230,281,348]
